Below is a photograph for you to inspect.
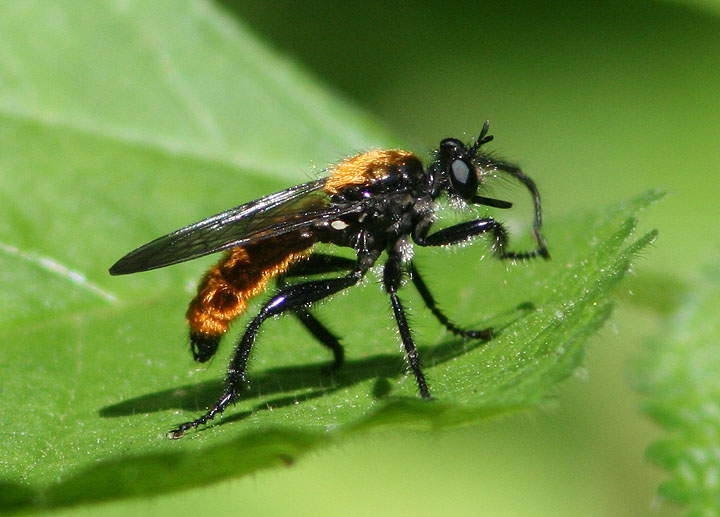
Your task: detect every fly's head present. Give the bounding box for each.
[433,120,494,201]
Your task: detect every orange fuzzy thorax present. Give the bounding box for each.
[323,150,417,194]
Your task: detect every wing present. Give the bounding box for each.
[110,179,355,275]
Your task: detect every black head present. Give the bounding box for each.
[436,120,494,200]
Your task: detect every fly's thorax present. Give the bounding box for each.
[323,150,425,196]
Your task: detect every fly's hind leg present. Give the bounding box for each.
[282,253,356,370]
[294,309,344,370]
[284,253,357,277]
[168,264,366,439]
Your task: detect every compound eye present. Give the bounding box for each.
[449,157,478,199]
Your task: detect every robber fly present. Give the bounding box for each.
[110,121,549,438]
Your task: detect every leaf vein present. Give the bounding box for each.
[0,240,116,303]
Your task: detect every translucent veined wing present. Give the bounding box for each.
[109,179,356,275]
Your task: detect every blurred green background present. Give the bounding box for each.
[5,0,720,515]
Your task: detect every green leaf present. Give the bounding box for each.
[0,1,659,511]
[636,263,720,514]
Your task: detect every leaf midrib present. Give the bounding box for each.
[0,106,305,179]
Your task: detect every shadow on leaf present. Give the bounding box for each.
[100,303,532,423]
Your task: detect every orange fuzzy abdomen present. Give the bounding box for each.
[186,235,312,339]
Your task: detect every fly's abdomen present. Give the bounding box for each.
[186,235,311,362]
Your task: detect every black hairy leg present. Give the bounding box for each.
[414,217,548,261]
[284,253,357,277]
[294,308,344,370]
[168,266,366,438]
[383,250,430,399]
[281,253,355,370]
[410,262,493,340]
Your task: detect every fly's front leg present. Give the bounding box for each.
[480,158,549,259]
[413,217,549,260]
[168,266,366,438]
